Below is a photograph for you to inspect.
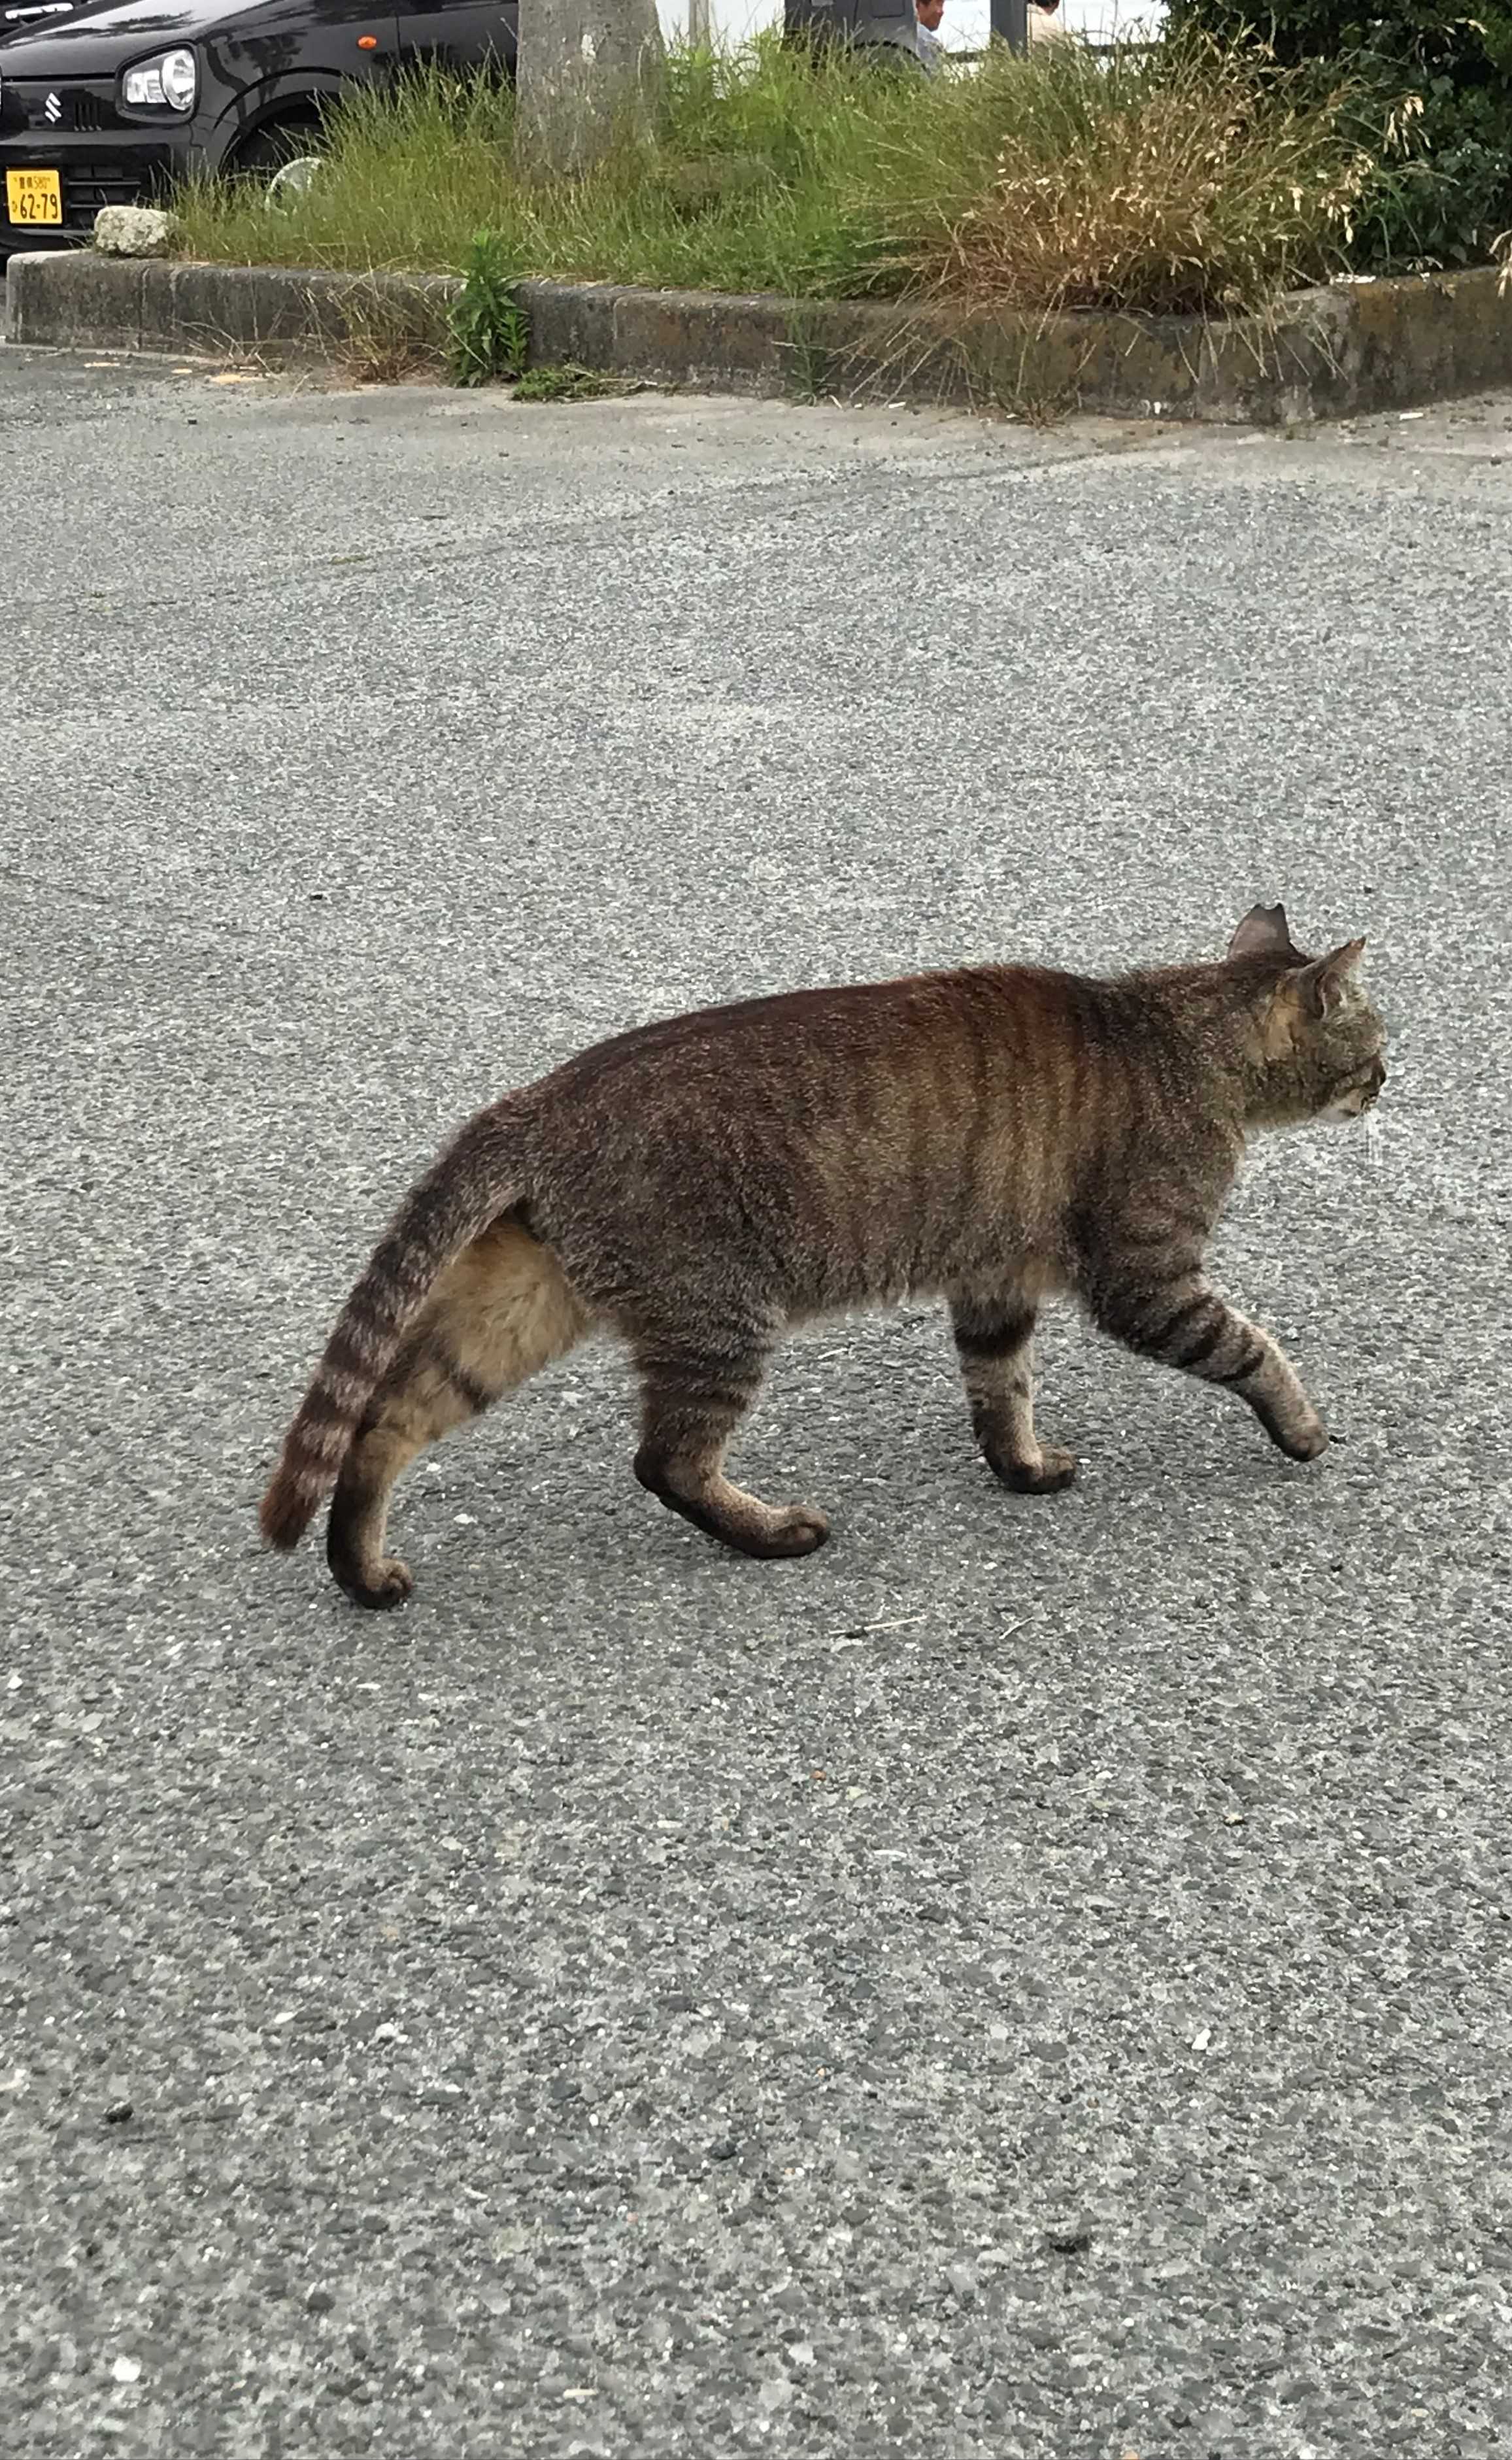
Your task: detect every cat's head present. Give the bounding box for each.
[1226,903,1386,1128]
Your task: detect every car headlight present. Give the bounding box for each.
[122,47,197,111]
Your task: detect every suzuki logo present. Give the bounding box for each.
[43,89,61,121]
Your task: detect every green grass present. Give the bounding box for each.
[174,34,1381,319]
[512,361,624,400]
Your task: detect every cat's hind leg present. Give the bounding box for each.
[632,1326,829,1560]
[326,1218,591,1608]
[950,1296,1077,1494]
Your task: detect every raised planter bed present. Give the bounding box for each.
[6,249,1511,423]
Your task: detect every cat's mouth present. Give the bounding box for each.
[1322,1058,1387,1122]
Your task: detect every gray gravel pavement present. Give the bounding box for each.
[4,350,1512,2460]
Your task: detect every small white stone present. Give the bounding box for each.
[110,2356,143,2385]
[93,205,178,258]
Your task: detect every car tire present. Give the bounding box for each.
[230,119,326,177]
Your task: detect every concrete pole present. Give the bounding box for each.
[515,0,667,178]
[990,0,1028,49]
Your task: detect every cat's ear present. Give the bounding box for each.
[1228,903,1298,961]
[1292,937,1367,1017]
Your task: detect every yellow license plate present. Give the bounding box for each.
[7,169,63,226]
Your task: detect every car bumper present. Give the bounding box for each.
[1,131,191,250]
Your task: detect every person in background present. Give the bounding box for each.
[1028,0,1071,42]
[915,0,947,74]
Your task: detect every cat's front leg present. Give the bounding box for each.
[1086,1265,1327,1462]
[949,1298,1077,1494]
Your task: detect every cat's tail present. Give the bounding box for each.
[259,1100,528,1553]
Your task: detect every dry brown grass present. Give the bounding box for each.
[911,40,1378,320]
[337,288,446,383]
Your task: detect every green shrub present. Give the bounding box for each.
[448,227,529,384]
[1169,0,1512,265]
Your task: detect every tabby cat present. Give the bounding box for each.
[261,903,1385,1608]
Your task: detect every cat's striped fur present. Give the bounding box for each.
[260,904,1385,1608]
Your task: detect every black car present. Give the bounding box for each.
[0,0,516,258]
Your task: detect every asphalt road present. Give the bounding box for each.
[4,348,1511,2460]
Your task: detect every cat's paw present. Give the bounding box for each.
[992,1445,1078,1495]
[1277,1419,1328,1463]
[764,1505,831,1559]
[340,1556,415,1610]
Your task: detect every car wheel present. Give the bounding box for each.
[231,120,326,199]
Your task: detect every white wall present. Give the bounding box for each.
[655,0,1168,44]
[948,0,1168,41]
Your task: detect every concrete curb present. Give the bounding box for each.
[3,256,462,363]
[7,249,1511,422]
